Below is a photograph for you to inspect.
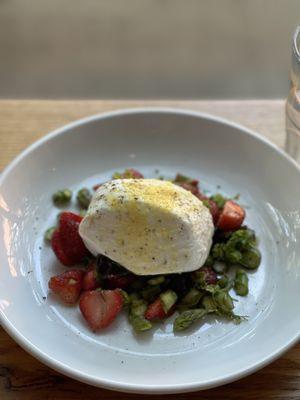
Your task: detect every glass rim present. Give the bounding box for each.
[293,26,300,63]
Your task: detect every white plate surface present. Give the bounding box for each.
[0,108,299,393]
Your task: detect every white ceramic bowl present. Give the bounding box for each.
[0,108,299,394]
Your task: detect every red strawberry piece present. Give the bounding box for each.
[79,289,123,331]
[174,174,199,195]
[217,200,245,231]
[197,266,217,285]
[51,229,71,266]
[48,269,84,305]
[144,298,167,320]
[178,181,199,195]
[126,168,144,179]
[196,192,207,202]
[51,212,89,266]
[83,262,101,291]
[206,199,220,225]
[190,179,199,186]
[106,274,135,289]
[196,193,220,225]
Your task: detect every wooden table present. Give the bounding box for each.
[0,100,298,400]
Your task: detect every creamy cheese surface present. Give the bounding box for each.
[79,179,214,275]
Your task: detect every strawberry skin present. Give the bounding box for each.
[144,298,166,320]
[48,269,84,305]
[51,229,71,266]
[83,263,101,291]
[126,168,144,179]
[196,193,220,225]
[177,181,199,195]
[51,212,89,266]
[217,200,245,231]
[79,289,123,331]
[106,274,135,289]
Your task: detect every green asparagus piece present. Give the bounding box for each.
[128,314,152,332]
[160,290,177,313]
[181,288,203,307]
[173,309,207,332]
[147,276,165,286]
[202,295,217,312]
[130,299,147,317]
[141,285,161,302]
[119,290,130,306]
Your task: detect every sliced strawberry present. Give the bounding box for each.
[196,193,220,225]
[48,269,84,305]
[174,174,199,195]
[79,289,123,331]
[126,168,144,179]
[83,263,101,291]
[145,298,167,320]
[206,199,220,225]
[106,274,135,289]
[177,181,199,195]
[51,212,89,266]
[51,229,71,266]
[217,200,245,231]
[115,168,144,179]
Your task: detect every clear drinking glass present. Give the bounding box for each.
[286,26,300,162]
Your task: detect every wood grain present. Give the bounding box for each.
[0,100,298,400]
[0,100,285,172]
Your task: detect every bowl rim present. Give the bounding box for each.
[0,107,299,394]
